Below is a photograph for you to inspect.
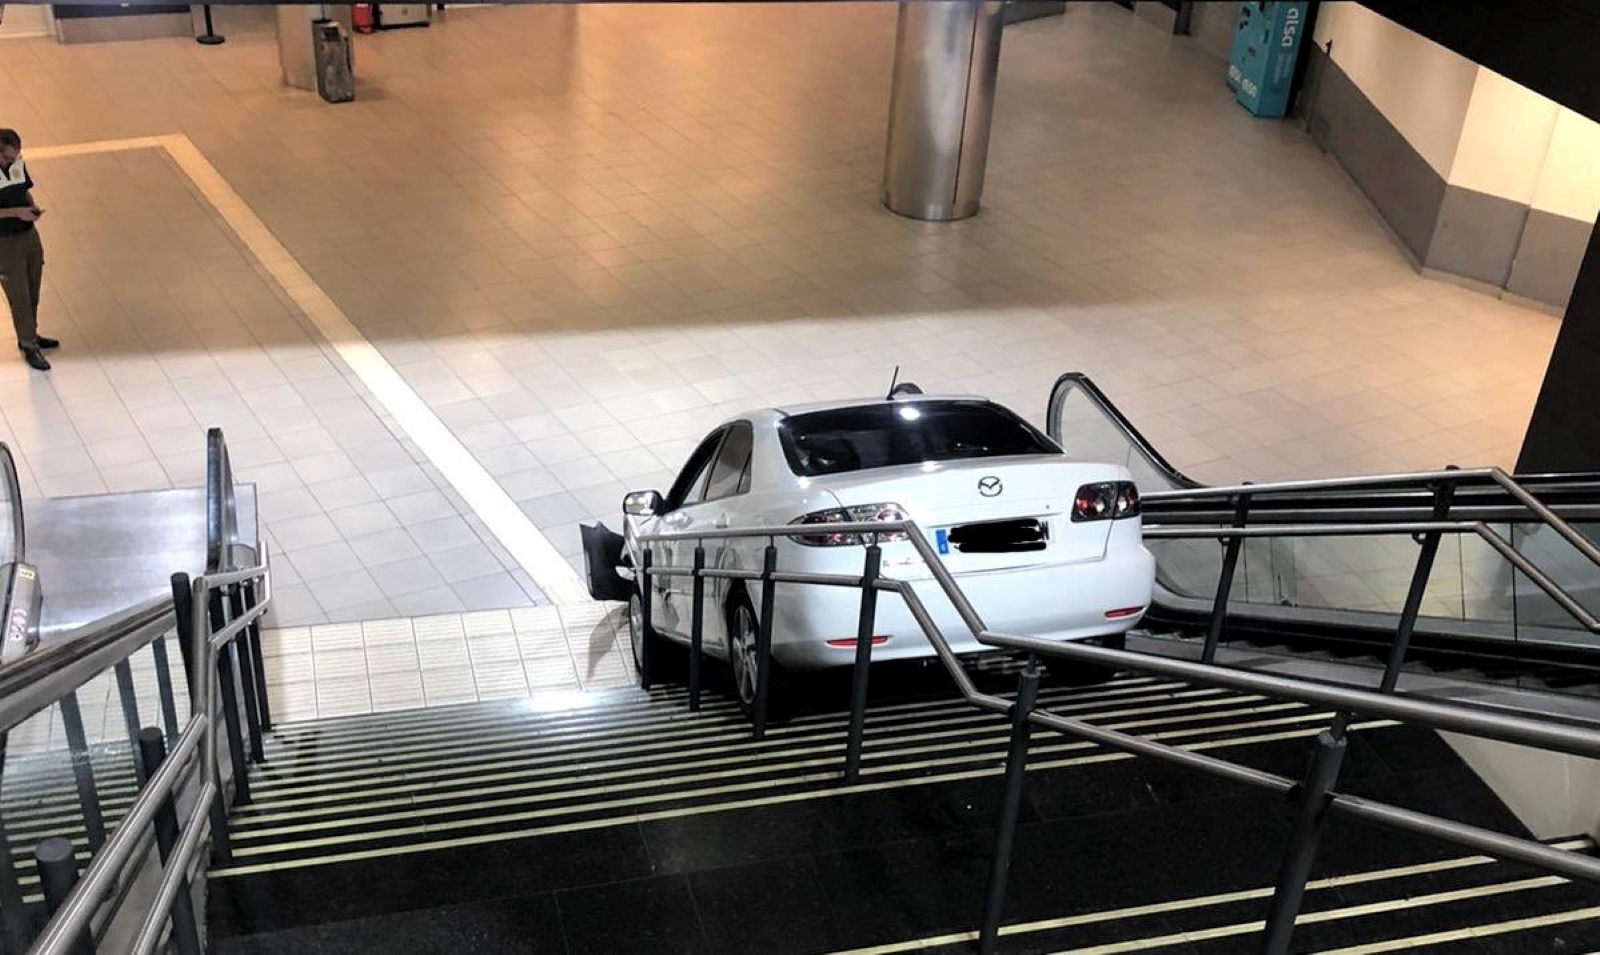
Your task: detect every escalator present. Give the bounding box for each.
[1046,372,1600,707]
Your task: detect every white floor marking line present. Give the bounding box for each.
[28,136,588,605]
[829,841,1595,954]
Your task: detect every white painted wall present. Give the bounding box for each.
[1530,108,1600,224]
[1449,68,1559,205]
[0,4,53,38]
[1442,733,1600,841]
[1313,2,1477,177]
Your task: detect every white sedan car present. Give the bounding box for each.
[583,392,1155,719]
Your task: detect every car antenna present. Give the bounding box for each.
[885,365,901,400]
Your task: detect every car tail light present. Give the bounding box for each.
[1104,606,1145,619]
[791,503,909,546]
[1071,482,1140,522]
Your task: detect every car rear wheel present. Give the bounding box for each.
[627,589,679,687]
[727,593,792,724]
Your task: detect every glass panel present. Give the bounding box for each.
[0,635,189,932]
[1048,381,1185,492]
[1507,520,1600,648]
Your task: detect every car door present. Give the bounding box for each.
[690,422,756,653]
[651,428,726,638]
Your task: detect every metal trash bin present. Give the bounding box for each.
[312,20,355,103]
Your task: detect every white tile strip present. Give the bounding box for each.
[262,602,630,722]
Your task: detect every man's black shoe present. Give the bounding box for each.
[21,348,50,371]
[36,336,59,350]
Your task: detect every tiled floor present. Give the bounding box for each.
[0,4,1563,644]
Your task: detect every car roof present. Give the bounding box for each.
[769,394,988,418]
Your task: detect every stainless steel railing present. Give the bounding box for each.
[20,548,272,955]
[635,515,1600,954]
[5,427,275,955]
[1047,370,1600,662]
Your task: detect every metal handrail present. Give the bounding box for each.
[23,550,273,955]
[636,515,1600,952]
[635,517,1600,745]
[206,427,240,575]
[1146,466,1600,568]
[0,596,173,735]
[27,713,210,953]
[0,442,23,563]
[16,426,273,955]
[1045,373,1202,489]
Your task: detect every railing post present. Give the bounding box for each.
[137,728,202,955]
[228,584,266,762]
[843,541,883,783]
[242,579,273,731]
[639,548,654,690]
[176,574,231,865]
[34,837,92,955]
[210,590,252,806]
[689,544,706,712]
[753,541,779,740]
[1258,725,1348,954]
[978,658,1041,955]
[1203,488,1251,664]
[151,634,182,745]
[1381,473,1458,693]
[171,573,197,703]
[57,690,106,853]
[113,659,145,783]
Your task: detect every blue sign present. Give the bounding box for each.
[935,529,950,556]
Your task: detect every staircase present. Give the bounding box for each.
[206,672,1600,954]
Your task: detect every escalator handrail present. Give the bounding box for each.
[0,596,172,735]
[1047,373,1203,489]
[206,427,239,575]
[0,442,23,564]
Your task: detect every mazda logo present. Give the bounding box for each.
[977,476,1003,497]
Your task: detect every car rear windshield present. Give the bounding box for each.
[778,400,1060,477]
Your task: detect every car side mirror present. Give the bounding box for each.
[623,490,664,517]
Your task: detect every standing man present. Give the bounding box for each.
[0,129,58,372]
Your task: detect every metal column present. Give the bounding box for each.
[882,1,1005,221]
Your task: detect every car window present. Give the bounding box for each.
[665,430,724,511]
[777,400,1059,477]
[704,423,754,502]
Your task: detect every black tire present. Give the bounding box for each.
[1044,632,1127,687]
[726,590,793,724]
[627,588,680,687]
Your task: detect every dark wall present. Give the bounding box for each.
[1360,1,1600,126]
[1518,222,1600,473]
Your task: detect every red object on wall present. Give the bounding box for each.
[351,3,375,33]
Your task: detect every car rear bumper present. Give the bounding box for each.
[769,546,1156,671]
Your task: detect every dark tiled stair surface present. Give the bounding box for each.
[207,677,1600,954]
